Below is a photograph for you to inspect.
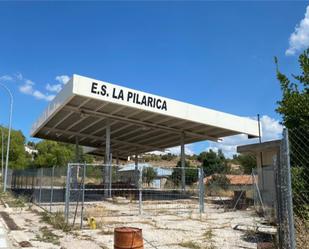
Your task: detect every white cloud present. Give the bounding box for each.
[0,75,13,81]
[149,145,194,156]
[0,73,23,82]
[55,75,70,85]
[33,90,55,101]
[286,6,309,56]
[25,79,34,85]
[205,115,283,158]
[1,72,64,101]
[45,74,70,93]
[46,83,62,93]
[19,83,33,94]
[147,150,168,156]
[19,78,55,101]
[166,144,195,156]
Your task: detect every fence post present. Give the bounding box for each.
[65,164,71,223]
[281,128,296,249]
[50,166,55,213]
[109,155,112,197]
[80,163,86,229]
[25,173,28,190]
[198,167,205,214]
[139,166,143,215]
[39,168,43,205]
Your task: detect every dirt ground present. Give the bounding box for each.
[0,197,264,249]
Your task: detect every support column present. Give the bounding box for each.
[104,120,111,198]
[109,153,112,197]
[72,137,79,189]
[198,167,205,213]
[134,152,138,187]
[75,137,80,162]
[134,152,142,215]
[181,132,186,191]
[116,152,119,166]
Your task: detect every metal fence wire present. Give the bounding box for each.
[250,128,308,249]
[5,128,307,248]
[287,126,309,248]
[9,166,68,212]
[8,164,205,228]
[64,164,204,228]
[252,165,277,223]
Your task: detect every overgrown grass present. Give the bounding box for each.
[0,190,28,207]
[34,226,61,245]
[179,232,216,249]
[40,211,71,232]
[295,217,309,249]
[203,229,214,240]
[179,241,202,249]
[98,229,114,235]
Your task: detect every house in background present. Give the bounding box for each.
[237,140,281,220]
[118,163,172,189]
[24,145,38,161]
[204,174,254,209]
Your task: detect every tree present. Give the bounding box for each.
[200,149,228,176]
[0,126,31,169]
[275,49,309,217]
[34,140,94,168]
[206,174,231,196]
[161,153,176,161]
[275,51,309,130]
[142,167,157,186]
[34,140,74,167]
[232,154,256,174]
[197,151,208,163]
[170,160,199,186]
[27,141,36,148]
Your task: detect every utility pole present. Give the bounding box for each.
[0,83,13,192]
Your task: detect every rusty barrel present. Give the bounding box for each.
[114,227,144,249]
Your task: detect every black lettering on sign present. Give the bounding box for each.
[113,88,124,100]
[127,91,133,101]
[100,84,107,96]
[148,96,153,107]
[162,101,167,111]
[91,82,98,94]
[112,88,117,99]
[156,99,162,109]
[118,89,124,100]
[141,96,147,106]
[136,93,141,104]
[90,84,167,111]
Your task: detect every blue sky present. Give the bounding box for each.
[0,1,308,156]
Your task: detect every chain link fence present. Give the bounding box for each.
[288,127,309,248]
[8,166,68,212]
[64,164,204,228]
[7,164,204,228]
[205,173,255,211]
[252,165,277,223]
[248,128,308,249]
[5,127,308,248]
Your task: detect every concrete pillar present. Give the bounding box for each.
[72,137,80,188]
[116,152,119,166]
[181,132,186,191]
[135,152,139,187]
[104,120,111,197]
[75,137,80,162]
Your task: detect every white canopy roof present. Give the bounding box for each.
[31,74,259,158]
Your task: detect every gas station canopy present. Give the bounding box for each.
[31,74,259,158]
